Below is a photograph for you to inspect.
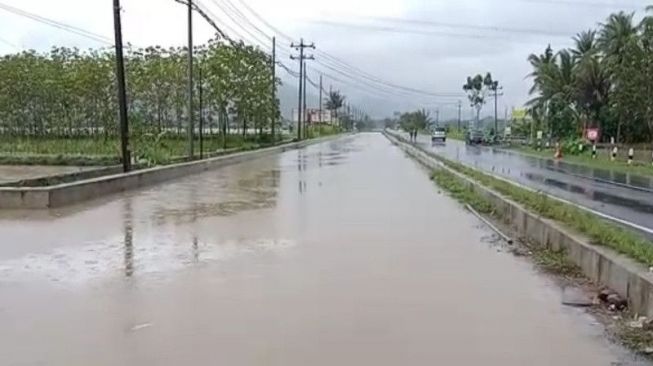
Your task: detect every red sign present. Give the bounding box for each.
[586,128,600,141]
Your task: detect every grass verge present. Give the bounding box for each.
[529,245,583,277]
[513,146,653,180]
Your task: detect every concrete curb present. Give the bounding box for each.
[0,135,345,209]
[386,132,653,317]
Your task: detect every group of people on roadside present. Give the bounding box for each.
[408,130,418,142]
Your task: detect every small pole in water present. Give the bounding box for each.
[592,142,597,159]
[628,148,634,165]
[611,146,618,162]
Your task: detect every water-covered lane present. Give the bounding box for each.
[0,134,647,365]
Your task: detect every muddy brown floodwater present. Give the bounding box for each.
[0,134,649,365]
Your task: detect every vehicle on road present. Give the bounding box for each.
[466,129,484,145]
[431,127,447,143]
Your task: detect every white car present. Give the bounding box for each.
[431,127,447,143]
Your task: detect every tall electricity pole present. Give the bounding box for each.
[271,36,276,141]
[457,100,462,131]
[290,39,314,140]
[187,0,194,158]
[318,74,323,123]
[302,61,307,138]
[491,83,503,135]
[113,0,131,172]
[329,84,333,125]
[435,108,440,126]
[198,60,203,159]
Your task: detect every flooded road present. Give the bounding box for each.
[0,134,648,365]
[415,134,653,234]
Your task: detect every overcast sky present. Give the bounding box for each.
[0,0,649,120]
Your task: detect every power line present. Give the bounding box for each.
[197,0,458,108]
[231,0,462,100]
[206,0,271,48]
[182,0,231,42]
[0,1,113,45]
[215,0,271,41]
[312,20,553,43]
[353,16,574,37]
[519,0,645,8]
[0,35,19,50]
[232,0,295,42]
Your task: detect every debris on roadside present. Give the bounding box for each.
[628,317,647,329]
[561,287,594,307]
[597,288,628,312]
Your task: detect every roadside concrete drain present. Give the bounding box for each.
[562,287,594,307]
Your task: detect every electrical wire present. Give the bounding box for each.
[206,0,271,48]
[0,1,113,45]
[349,16,573,37]
[519,0,644,8]
[0,35,19,50]
[229,0,463,99]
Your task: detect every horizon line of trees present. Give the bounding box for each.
[0,37,280,140]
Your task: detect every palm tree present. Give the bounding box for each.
[599,11,637,60]
[598,11,637,142]
[527,48,579,138]
[526,45,555,104]
[575,55,610,130]
[572,30,598,61]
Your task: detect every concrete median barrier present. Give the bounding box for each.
[0,135,345,209]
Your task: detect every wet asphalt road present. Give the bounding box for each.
[415,134,653,234]
[0,134,649,365]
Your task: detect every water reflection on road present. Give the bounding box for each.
[0,134,648,365]
[416,135,653,232]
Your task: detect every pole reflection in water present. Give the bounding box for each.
[192,236,199,264]
[123,198,134,278]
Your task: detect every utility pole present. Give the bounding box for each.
[457,100,462,131]
[187,0,194,158]
[318,74,323,123]
[113,0,131,172]
[198,60,203,159]
[492,83,503,135]
[271,36,276,142]
[290,38,315,140]
[329,84,333,125]
[303,61,307,138]
[435,108,440,126]
[347,104,351,130]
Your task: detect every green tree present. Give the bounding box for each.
[462,73,495,127]
[326,90,345,125]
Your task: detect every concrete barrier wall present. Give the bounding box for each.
[0,135,344,209]
[386,132,653,316]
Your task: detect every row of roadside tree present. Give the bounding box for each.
[526,7,653,144]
